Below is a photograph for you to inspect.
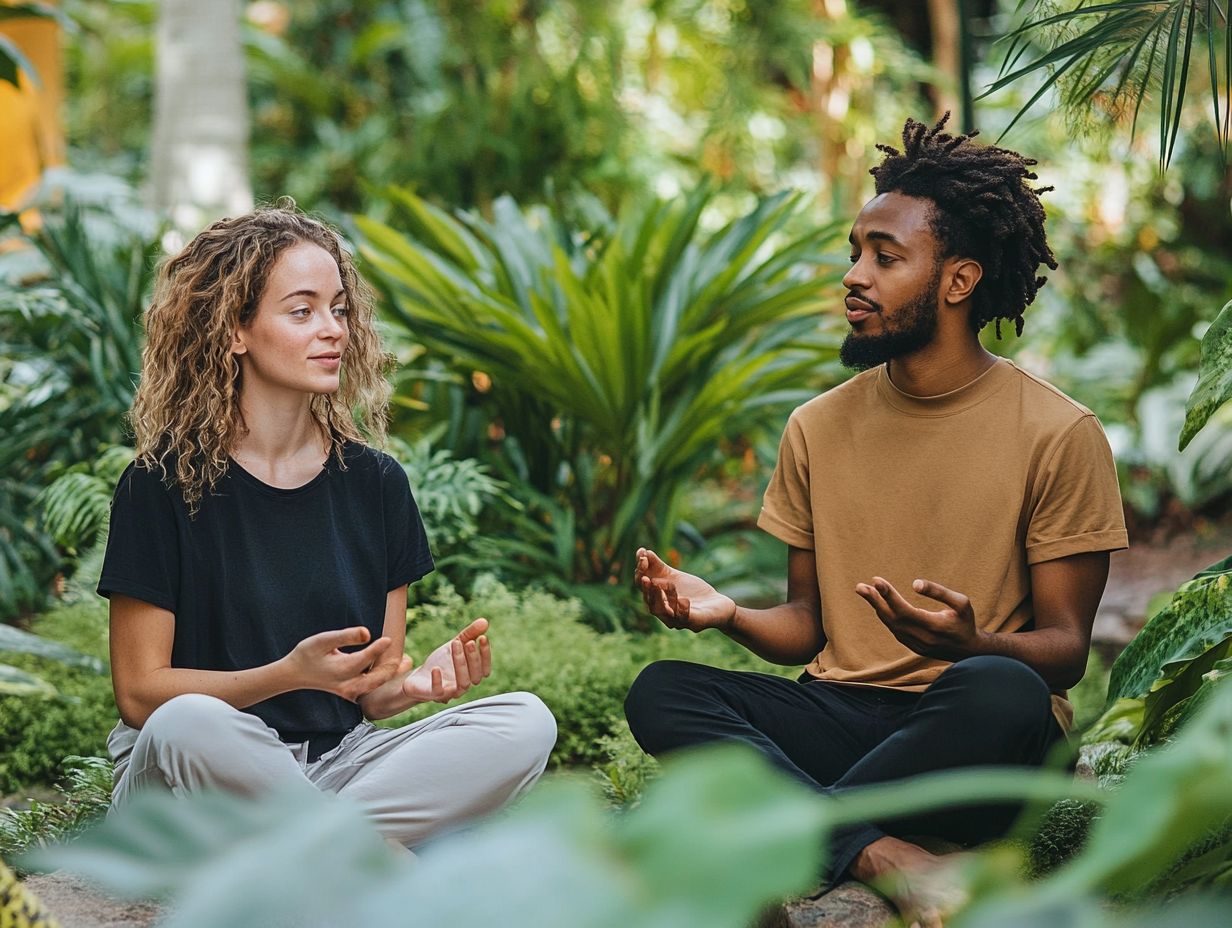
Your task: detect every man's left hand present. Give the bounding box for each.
[855,577,983,661]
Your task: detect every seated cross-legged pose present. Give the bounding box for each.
[625,115,1127,927]
[99,205,556,850]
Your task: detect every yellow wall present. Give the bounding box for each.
[0,2,64,212]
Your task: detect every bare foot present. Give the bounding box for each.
[850,836,967,928]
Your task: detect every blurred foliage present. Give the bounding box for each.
[26,680,1232,927]
[360,184,845,621]
[60,0,933,214]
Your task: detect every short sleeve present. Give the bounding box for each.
[1026,415,1129,564]
[97,462,181,612]
[757,412,815,550]
[382,457,435,590]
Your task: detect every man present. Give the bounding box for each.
[624,114,1127,928]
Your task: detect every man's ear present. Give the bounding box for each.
[943,257,983,305]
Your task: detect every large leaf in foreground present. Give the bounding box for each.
[1180,299,1232,451]
[1105,566,1232,706]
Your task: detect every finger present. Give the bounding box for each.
[665,583,681,618]
[456,617,489,643]
[677,596,691,623]
[345,636,392,665]
[451,638,472,690]
[640,576,657,614]
[854,583,894,623]
[478,635,492,678]
[871,577,923,620]
[431,666,444,699]
[912,578,970,613]
[316,625,372,650]
[641,548,671,578]
[463,637,483,681]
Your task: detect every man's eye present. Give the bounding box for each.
[848,254,859,263]
[876,254,895,265]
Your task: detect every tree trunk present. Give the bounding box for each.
[150,0,251,231]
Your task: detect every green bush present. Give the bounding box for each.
[385,576,789,767]
[0,602,115,794]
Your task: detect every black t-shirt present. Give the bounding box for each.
[97,443,434,740]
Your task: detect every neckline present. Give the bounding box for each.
[876,357,1014,418]
[226,455,332,496]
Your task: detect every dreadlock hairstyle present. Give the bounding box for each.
[869,113,1058,338]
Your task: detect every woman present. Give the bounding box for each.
[97,205,556,849]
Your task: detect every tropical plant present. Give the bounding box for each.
[0,200,159,619]
[0,755,112,863]
[985,0,1231,168]
[0,2,65,88]
[359,184,845,622]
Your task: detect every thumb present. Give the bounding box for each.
[642,548,671,577]
[317,625,372,650]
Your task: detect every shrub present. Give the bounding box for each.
[0,603,115,793]
[385,577,790,767]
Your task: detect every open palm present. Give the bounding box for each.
[402,617,491,704]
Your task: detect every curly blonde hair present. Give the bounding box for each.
[130,204,392,514]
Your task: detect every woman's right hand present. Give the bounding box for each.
[284,626,395,702]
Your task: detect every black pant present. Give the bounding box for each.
[624,655,1063,881]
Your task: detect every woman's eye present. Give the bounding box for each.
[290,307,310,317]
[331,305,348,317]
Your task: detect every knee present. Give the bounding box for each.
[624,660,711,751]
[938,656,1052,733]
[144,693,237,742]
[499,692,557,770]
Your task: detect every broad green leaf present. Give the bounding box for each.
[1180,299,1232,450]
[1138,635,1232,745]
[0,624,106,673]
[25,786,407,928]
[1105,570,1232,706]
[1041,678,1232,896]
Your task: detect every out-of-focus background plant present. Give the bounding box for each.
[3,0,1232,924]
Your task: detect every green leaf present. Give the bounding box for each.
[24,786,407,928]
[1105,571,1232,706]
[1180,299,1232,450]
[1138,635,1232,745]
[0,32,38,88]
[0,624,106,673]
[1041,678,1232,896]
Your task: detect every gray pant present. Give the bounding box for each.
[107,691,557,848]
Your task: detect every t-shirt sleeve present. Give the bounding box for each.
[96,462,181,613]
[757,411,815,550]
[383,457,435,590]
[1026,415,1129,564]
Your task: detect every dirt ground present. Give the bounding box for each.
[12,523,1232,928]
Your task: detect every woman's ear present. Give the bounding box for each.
[944,257,983,305]
[231,330,247,356]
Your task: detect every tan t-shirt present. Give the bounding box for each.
[757,358,1128,732]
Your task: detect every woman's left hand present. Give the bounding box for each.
[401,617,492,705]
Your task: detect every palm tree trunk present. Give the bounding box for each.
[150,0,252,230]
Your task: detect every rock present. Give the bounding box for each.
[759,882,896,928]
[17,873,161,928]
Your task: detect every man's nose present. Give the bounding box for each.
[842,259,869,291]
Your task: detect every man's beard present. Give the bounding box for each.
[839,269,941,372]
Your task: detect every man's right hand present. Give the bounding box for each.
[635,547,736,633]
[283,626,395,702]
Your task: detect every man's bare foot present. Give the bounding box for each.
[849,836,967,928]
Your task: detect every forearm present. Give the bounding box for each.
[723,601,825,666]
[116,660,297,729]
[965,627,1088,690]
